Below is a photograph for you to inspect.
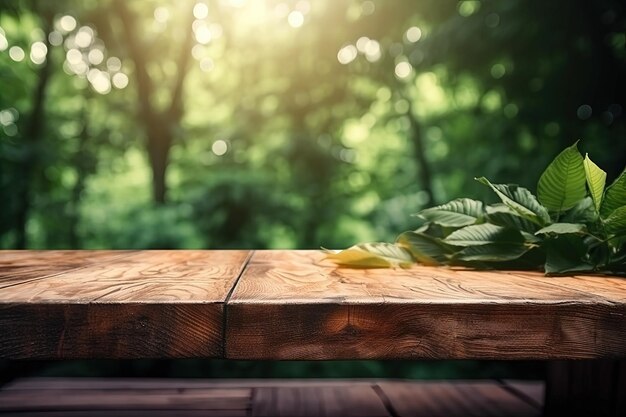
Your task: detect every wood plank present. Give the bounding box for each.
[0,250,251,303]
[226,250,626,360]
[0,250,251,359]
[0,251,135,287]
[0,412,247,417]
[0,378,548,417]
[4,378,378,390]
[377,381,540,417]
[0,389,251,411]
[251,385,390,417]
[501,380,544,409]
[504,271,626,302]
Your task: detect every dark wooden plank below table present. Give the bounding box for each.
[377,381,541,417]
[0,378,544,417]
[226,250,626,360]
[0,250,251,359]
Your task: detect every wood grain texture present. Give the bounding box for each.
[0,250,251,303]
[0,250,250,359]
[0,251,135,287]
[377,381,540,417]
[503,271,626,302]
[226,250,626,360]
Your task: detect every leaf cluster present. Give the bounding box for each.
[327,143,626,275]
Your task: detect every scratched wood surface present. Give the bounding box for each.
[226,251,626,360]
[0,378,544,417]
[0,250,251,359]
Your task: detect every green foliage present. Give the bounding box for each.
[601,169,626,218]
[537,142,586,213]
[328,143,626,276]
[583,154,607,212]
[415,198,484,227]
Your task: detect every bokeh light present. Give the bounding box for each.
[58,15,77,33]
[337,44,357,64]
[9,46,25,62]
[405,26,422,43]
[394,61,412,79]
[193,3,209,20]
[212,140,228,155]
[29,41,47,64]
[287,11,304,28]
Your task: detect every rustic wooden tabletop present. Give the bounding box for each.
[1,250,624,416]
[1,250,624,360]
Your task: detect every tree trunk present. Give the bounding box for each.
[407,101,436,205]
[115,0,194,205]
[14,12,53,248]
[147,123,172,204]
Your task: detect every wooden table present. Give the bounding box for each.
[1,250,625,416]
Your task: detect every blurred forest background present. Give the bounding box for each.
[1,0,625,379]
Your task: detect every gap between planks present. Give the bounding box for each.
[222,250,255,358]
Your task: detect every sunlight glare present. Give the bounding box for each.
[30,41,47,64]
[89,70,111,94]
[75,26,94,48]
[48,31,63,46]
[66,49,83,65]
[394,61,413,79]
[287,11,304,28]
[364,39,381,62]
[58,15,77,33]
[87,49,104,65]
[337,44,357,64]
[9,46,25,62]
[112,72,129,89]
[212,140,228,156]
[405,26,422,43]
[106,57,122,72]
[193,3,209,19]
[194,24,212,44]
[356,37,369,52]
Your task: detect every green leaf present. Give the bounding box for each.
[561,197,598,224]
[535,223,587,236]
[444,223,525,247]
[455,243,531,262]
[485,204,539,233]
[537,142,586,212]
[415,198,484,227]
[583,153,607,212]
[544,235,594,275]
[397,231,458,266]
[600,168,626,218]
[604,205,626,235]
[476,177,550,225]
[323,243,414,268]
